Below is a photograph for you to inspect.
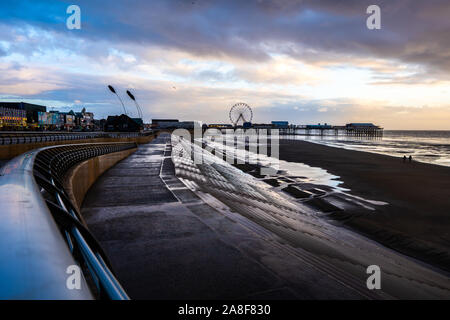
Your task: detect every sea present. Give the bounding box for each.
[284,130,450,167]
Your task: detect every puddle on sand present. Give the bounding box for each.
[202,139,347,191]
[276,160,346,191]
[201,138,388,207]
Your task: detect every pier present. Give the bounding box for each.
[277,123,384,137]
[210,123,384,137]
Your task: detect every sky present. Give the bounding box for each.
[0,0,449,129]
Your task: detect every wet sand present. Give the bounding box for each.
[178,136,450,298]
[279,139,450,273]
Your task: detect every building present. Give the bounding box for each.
[77,108,94,130]
[0,106,27,129]
[131,118,143,127]
[83,111,94,128]
[252,123,274,129]
[59,113,66,128]
[55,109,95,131]
[105,114,142,132]
[93,118,106,131]
[271,121,289,129]
[152,119,179,129]
[38,111,62,129]
[0,102,97,131]
[208,124,233,129]
[58,111,76,130]
[345,123,383,137]
[345,123,379,128]
[0,102,46,128]
[306,123,332,129]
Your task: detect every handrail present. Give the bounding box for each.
[0,131,154,145]
[0,142,136,299]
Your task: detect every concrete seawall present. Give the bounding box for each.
[62,134,157,215]
[0,134,154,160]
[64,147,138,214]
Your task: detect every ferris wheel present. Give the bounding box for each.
[229,102,253,126]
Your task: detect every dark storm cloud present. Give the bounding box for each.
[1,0,450,73]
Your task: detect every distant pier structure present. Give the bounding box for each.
[342,123,383,137]
[276,122,383,137]
[209,120,383,138]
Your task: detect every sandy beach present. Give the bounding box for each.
[279,139,450,273]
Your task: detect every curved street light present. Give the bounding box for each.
[108,85,128,116]
[126,90,143,119]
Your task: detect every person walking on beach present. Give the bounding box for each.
[409,155,412,162]
[403,156,407,162]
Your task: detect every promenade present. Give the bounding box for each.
[81,133,369,299]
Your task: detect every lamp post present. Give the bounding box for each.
[108,85,128,116]
[126,90,143,119]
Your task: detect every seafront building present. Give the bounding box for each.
[0,102,46,129]
[0,101,98,131]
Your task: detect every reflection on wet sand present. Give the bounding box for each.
[171,135,450,299]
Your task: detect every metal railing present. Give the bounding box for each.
[0,131,153,145]
[0,142,137,299]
